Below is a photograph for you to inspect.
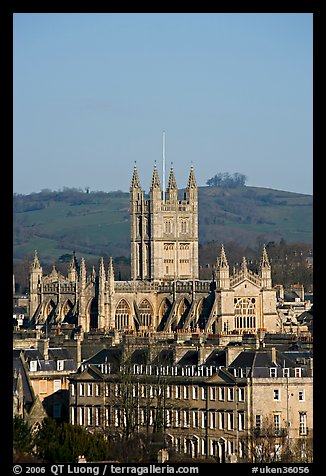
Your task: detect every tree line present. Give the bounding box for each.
[206,172,247,188]
[13,239,313,296]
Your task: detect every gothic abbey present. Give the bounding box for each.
[29,164,279,334]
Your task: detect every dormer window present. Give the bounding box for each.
[282,368,290,378]
[29,360,37,371]
[295,368,302,378]
[57,360,64,371]
[270,368,277,378]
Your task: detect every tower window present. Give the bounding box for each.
[165,220,172,234]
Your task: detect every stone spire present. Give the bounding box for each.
[31,250,41,270]
[29,250,43,320]
[187,165,197,189]
[68,252,78,282]
[260,244,271,269]
[79,257,87,331]
[130,161,141,189]
[166,165,178,202]
[150,162,161,190]
[108,257,115,329]
[260,244,272,288]
[215,244,230,289]
[241,256,248,273]
[219,244,229,268]
[108,256,114,282]
[167,165,177,190]
[80,257,87,284]
[99,256,105,278]
[98,257,106,328]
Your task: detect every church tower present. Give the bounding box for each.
[130,162,151,280]
[130,163,199,281]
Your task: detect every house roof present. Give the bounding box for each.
[227,348,311,378]
[151,349,174,366]
[81,348,122,372]
[177,350,198,366]
[14,347,77,371]
[204,349,226,367]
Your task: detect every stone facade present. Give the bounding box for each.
[68,341,313,461]
[29,165,279,334]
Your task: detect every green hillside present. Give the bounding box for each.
[13,186,312,264]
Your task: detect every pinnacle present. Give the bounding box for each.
[131,162,141,189]
[150,163,161,190]
[187,165,197,189]
[167,166,177,190]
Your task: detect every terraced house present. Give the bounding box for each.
[68,340,312,462]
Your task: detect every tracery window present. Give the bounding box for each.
[234,297,256,329]
[138,299,153,327]
[115,299,131,329]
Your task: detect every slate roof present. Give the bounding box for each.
[81,348,122,372]
[13,306,28,314]
[15,347,77,371]
[177,350,198,366]
[48,347,74,360]
[284,290,302,301]
[204,349,226,367]
[228,348,311,378]
[151,349,174,365]
[130,349,148,364]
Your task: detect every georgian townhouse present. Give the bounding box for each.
[227,346,313,461]
[68,345,247,462]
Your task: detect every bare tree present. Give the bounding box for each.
[239,414,312,463]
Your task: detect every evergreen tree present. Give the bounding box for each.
[13,416,33,457]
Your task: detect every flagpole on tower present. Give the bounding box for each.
[162,130,166,200]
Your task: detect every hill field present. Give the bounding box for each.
[13,186,312,264]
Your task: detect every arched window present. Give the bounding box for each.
[138,299,153,327]
[115,299,131,330]
[234,297,256,330]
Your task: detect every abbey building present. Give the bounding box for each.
[29,164,279,334]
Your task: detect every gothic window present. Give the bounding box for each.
[115,299,131,330]
[138,299,153,327]
[144,244,150,278]
[144,217,150,237]
[234,297,256,330]
[163,243,175,276]
[180,219,188,234]
[137,243,142,278]
[165,219,172,234]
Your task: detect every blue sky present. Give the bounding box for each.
[13,13,313,195]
